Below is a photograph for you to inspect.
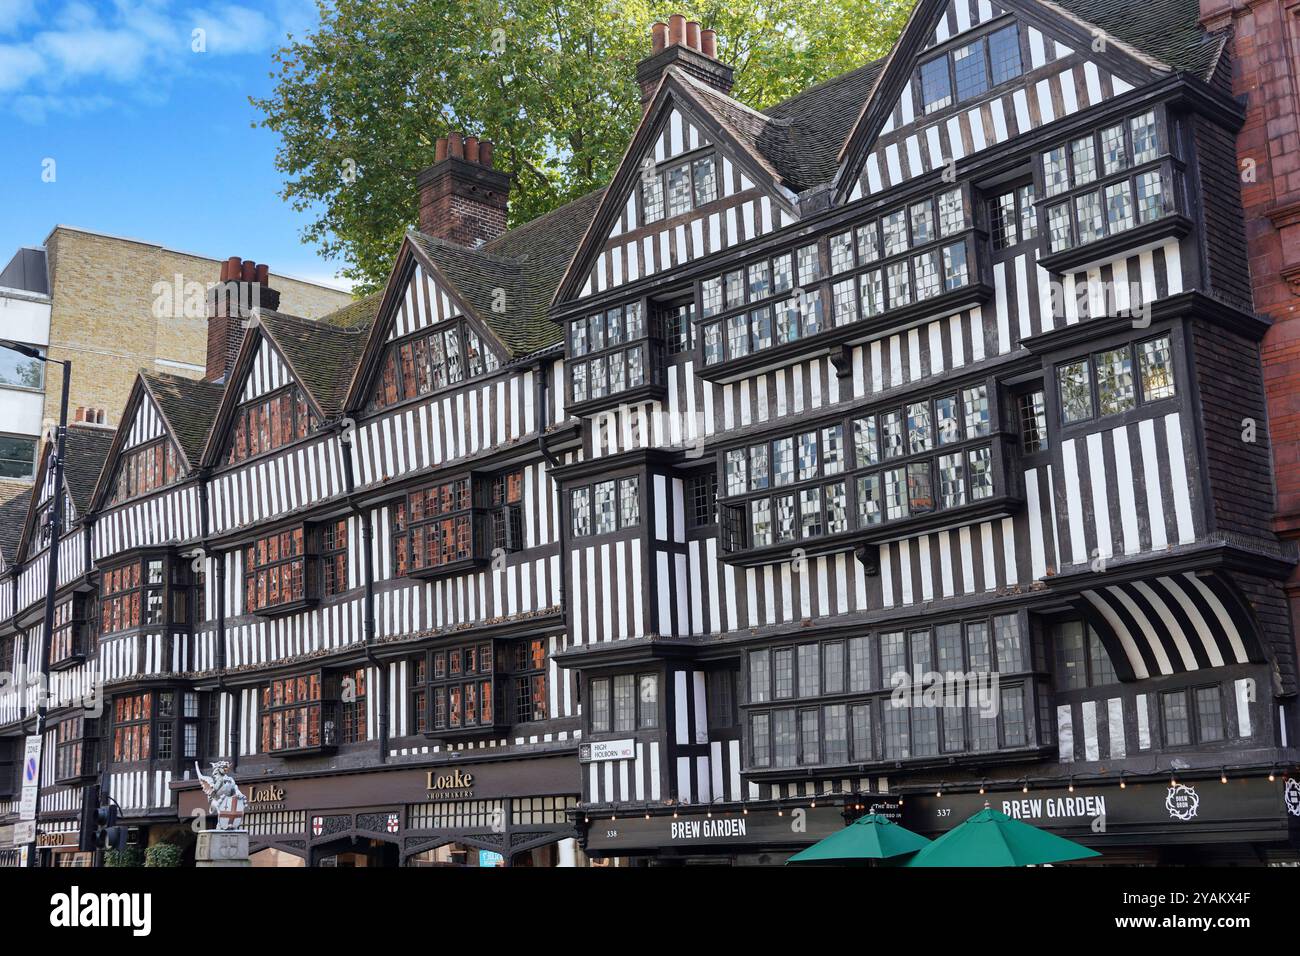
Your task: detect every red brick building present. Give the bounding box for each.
[1204,0,1300,645]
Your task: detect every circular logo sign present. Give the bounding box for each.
[1284,778,1300,818]
[1165,783,1200,822]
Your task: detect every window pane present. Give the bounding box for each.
[987,25,1022,84]
[1096,347,1136,415]
[920,57,952,113]
[1162,691,1190,746]
[691,156,717,206]
[1195,687,1223,742]
[1058,360,1094,423]
[1139,336,1176,400]
[1131,111,1159,164]
[953,40,988,101]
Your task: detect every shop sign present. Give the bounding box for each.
[10,821,33,846]
[1284,778,1300,818]
[478,849,505,867]
[247,783,287,807]
[586,806,845,852]
[426,768,475,798]
[906,776,1293,839]
[579,739,635,763]
[36,831,77,848]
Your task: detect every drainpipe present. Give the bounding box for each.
[338,418,386,763]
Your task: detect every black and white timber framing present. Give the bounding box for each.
[1,0,1297,865]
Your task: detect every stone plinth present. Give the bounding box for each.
[196,830,251,867]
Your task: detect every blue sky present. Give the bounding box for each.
[0,0,353,290]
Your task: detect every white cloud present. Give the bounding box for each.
[0,0,319,119]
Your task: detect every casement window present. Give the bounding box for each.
[512,638,548,723]
[369,319,500,412]
[244,527,307,613]
[1055,335,1176,426]
[489,469,526,553]
[155,690,205,762]
[708,669,737,727]
[698,187,974,358]
[259,672,341,754]
[918,23,1022,114]
[100,557,169,634]
[338,666,368,744]
[1160,686,1228,747]
[686,470,718,528]
[719,383,998,553]
[1016,387,1049,454]
[1041,110,1171,253]
[0,433,37,480]
[1053,620,1118,691]
[744,623,1033,768]
[227,385,318,464]
[569,300,664,405]
[112,692,152,762]
[109,438,182,504]
[391,477,475,575]
[409,643,492,733]
[49,595,90,668]
[320,518,349,597]
[641,154,718,225]
[588,673,658,733]
[569,477,640,537]
[55,714,95,783]
[990,184,1038,250]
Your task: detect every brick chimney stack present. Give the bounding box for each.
[417,130,511,247]
[205,257,281,383]
[637,15,733,111]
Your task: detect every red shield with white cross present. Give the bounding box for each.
[311,816,323,837]
[387,813,399,834]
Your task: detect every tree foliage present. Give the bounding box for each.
[254,0,915,292]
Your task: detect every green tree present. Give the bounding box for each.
[254,0,915,292]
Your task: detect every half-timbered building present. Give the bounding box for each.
[2,0,1297,866]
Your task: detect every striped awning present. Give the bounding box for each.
[1075,572,1261,679]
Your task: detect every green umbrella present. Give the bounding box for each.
[904,806,1101,867]
[786,814,932,865]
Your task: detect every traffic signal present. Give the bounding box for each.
[77,784,123,853]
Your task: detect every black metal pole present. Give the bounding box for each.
[25,358,70,868]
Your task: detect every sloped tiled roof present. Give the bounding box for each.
[0,488,27,567]
[1060,0,1225,79]
[142,372,225,468]
[320,291,381,331]
[63,424,115,516]
[259,310,371,418]
[410,186,607,357]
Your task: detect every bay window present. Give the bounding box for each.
[368,318,501,412]
[227,386,318,464]
[1054,334,1177,427]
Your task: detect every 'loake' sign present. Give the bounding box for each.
[426,769,475,797]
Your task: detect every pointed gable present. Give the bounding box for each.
[835,0,1180,203]
[555,71,803,306]
[14,423,113,562]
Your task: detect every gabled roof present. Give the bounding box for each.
[141,372,225,468]
[831,0,1219,202]
[1051,0,1225,80]
[409,185,608,356]
[258,310,370,419]
[15,423,114,563]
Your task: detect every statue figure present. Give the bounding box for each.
[196,760,248,831]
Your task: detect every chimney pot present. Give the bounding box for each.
[686,21,701,50]
[465,135,480,164]
[668,13,686,46]
[435,137,448,163]
[448,131,464,159]
[224,256,241,281]
[256,264,270,286]
[479,140,494,168]
[417,125,510,246]
[701,29,717,58]
[241,260,257,282]
[652,21,668,53]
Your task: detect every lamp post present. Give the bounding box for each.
[2,341,71,868]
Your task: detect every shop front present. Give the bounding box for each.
[174,753,583,867]
[903,775,1300,864]
[581,804,864,865]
